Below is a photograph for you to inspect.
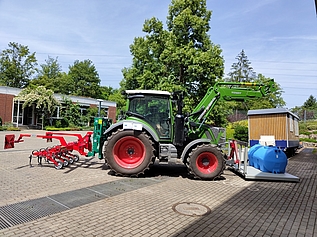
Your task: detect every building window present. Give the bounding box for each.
[12,101,23,124]
[289,115,294,132]
[294,119,299,136]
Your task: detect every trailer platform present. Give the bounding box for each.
[229,164,300,182]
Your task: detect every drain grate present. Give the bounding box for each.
[172,202,211,216]
[49,188,104,209]
[0,177,164,230]
[0,197,69,229]
[89,181,136,197]
[0,215,11,229]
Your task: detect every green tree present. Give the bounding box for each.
[30,56,75,94]
[233,124,248,142]
[108,89,126,116]
[99,86,115,100]
[122,0,224,106]
[303,95,317,109]
[16,86,60,125]
[226,51,285,111]
[0,42,37,88]
[68,59,101,98]
[291,95,317,120]
[56,72,76,95]
[209,101,235,127]
[227,49,256,82]
[247,74,286,109]
[38,56,61,82]
[60,97,82,127]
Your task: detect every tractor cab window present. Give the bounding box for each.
[128,95,171,139]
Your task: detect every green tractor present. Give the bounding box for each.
[90,80,276,180]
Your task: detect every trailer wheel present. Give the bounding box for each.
[104,129,154,176]
[73,154,79,162]
[54,161,63,170]
[63,159,69,167]
[68,158,74,164]
[188,144,225,180]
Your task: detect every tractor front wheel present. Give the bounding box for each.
[188,144,225,180]
[103,129,154,176]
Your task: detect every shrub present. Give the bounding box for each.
[307,124,317,130]
[300,138,317,142]
[226,123,235,140]
[1,122,20,131]
[55,120,62,128]
[6,127,21,131]
[45,126,82,131]
[233,124,248,142]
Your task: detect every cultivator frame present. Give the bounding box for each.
[4,131,93,170]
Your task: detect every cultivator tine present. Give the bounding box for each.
[29,155,33,167]
[38,156,43,165]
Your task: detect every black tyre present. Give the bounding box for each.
[73,154,79,162]
[54,161,63,170]
[103,129,154,176]
[188,144,225,180]
[62,159,69,167]
[68,158,74,164]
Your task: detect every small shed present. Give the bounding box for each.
[248,108,300,156]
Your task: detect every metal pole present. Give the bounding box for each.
[42,113,44,130]
[244,146,248,175]
[16,100,20,127]
[98,101,101,117]
[97,99,103,117]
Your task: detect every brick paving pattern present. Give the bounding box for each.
[0,130,316,236]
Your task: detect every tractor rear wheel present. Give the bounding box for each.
[103,129,154,176]
[188,144,225,180]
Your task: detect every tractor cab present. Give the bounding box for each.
[125,90,172,140]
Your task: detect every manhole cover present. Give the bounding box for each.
[172,202,211,216]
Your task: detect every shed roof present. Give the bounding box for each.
[248,108,299,120]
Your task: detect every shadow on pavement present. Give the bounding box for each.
[169,148,317,237]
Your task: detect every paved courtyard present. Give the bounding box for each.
[0,130,316,236]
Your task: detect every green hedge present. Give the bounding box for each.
[300,138,317,142]
[307,124,317,130]
[45,127,82,131]
[0,126,20,131]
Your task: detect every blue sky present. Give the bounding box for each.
[0,0,316,109]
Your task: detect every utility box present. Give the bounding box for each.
[259,135,276,146]
[248,108,300,157]
[88,117,112,159]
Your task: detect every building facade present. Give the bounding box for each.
[0,86,117,128]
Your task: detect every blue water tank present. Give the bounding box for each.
[252,146,288,173]
[248,144,262,167]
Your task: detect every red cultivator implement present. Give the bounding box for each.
[4,131,93,170]
[4,134,32,149]
[43,132,93,156]
[30,145,79,169]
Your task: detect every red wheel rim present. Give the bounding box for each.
[113,136,145,169]
[196,152,218,174]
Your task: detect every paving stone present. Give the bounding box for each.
[0,132,316,236]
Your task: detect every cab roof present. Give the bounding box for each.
[125,90,171,96]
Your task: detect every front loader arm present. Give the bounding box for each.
[190,79,276,123]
